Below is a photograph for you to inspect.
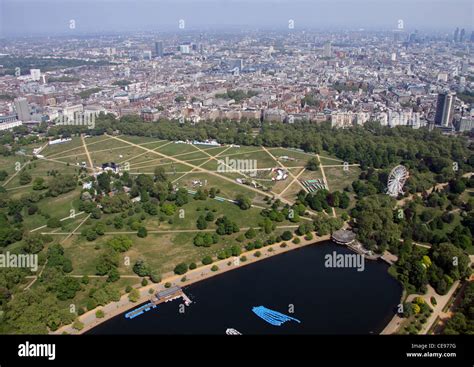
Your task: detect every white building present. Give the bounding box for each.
[0,121,22,131]
[30,69,41,81]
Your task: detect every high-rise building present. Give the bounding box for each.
[434,92,455,127]
[14,98,31,122]
[179,44,191,54]
[460,28,466,43]
[454,27,460,42]
[154,41,164,57]
[323,42,332,58]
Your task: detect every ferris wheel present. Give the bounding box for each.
[387,165,409,197]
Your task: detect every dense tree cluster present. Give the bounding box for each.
[350,195,401,253]
[443,282,474,335]
[85,116,472,177]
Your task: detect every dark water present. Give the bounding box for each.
[88,241,402,335]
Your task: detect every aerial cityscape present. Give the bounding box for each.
[0,0,472,363]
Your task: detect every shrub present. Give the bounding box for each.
[128,288,140,302]
[254,251,261,257]
[202,256,213,265]
[150,272,161,283]
[95,310,105,318]
[72,318,84,331]
[281,231,292,241]
[86,298,97,311]
[211,265,219,272]
[293,237,301,244]
[141,278,148,287]
[137,226,148,238]
[240,255,247,262]
[189,262,197,270]
[174,262,188,275]
[164,282,172,288]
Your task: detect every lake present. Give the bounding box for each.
[88,241,402,335]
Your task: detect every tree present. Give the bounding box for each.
[72,318,84,331]
[53,276,81,301]
[114,216,124,229]
[19,171,32,185]
[306,157,319,171]
[95,248,119,276]
[22,236,44,254]
[107,236,133,252]
[47,174,77,197]
[281,231,293,241]
[215,216,239,235]
[175,188,189,206]
[235,194,252,210]
[448,179,466,194]
[153,166,167,182]
[150,272,161,283]
[128,288,140,302]
[230,245,241,256]
[194,189,207,200]
[0,170,8,181]
[205,211,215,222]
[96,309,105,318]
[161,203,176,216]
[133,259,150,277]
[91,207,102,219]
[202,256,213,265]
[245,227,257,239]
[350,195,400,252]
[297,224,309,236]
[137,226,148,238]
[107,268,120,282]
[196,215,208,230]
[32,177,46,190]
[174,262,188,275]
[431,243,470,281]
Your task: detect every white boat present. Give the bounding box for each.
[225,328,242,335]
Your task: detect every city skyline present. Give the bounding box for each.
[1,0,473,37]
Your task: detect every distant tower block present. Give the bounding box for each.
[434,92,455,127]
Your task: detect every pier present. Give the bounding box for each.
[331,229,356,245]
[126,286,192,320]
[332,229,380,261]
[151,286,192,306]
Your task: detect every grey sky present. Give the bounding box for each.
[1,0,472,36]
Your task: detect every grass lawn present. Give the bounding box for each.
[324,166,361,192]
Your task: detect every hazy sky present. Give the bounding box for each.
[1,0,472,36]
